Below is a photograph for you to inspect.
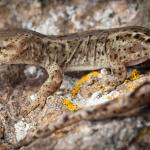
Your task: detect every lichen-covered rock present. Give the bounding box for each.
[15,81,150,150]
[0,0,149,149]
[22,116,150,150]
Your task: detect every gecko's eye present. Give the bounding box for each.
[133,33,145,41]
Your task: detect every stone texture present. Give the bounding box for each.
[0,0,149,150]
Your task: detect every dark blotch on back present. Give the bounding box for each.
[125,33,132,38]
[101,51,104,56]
[116,36,120,40]
[133,34,141,39]
[114,54,118,59]
[115,35,125,41]
[133,33,145,41]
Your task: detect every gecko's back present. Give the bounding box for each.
[52,26,150,72]
[105,26,150,66]
[49,26,150,84]
[0,26,149,71]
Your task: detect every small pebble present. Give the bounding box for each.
[30,94,37,101]
[100,68,109,75]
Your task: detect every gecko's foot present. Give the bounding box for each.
[97,75,120,93]
[74,72,120,98]
[21,109,27,117]
[78,74,120,98]
[21,92,49,117]
[21,98,41,117]
[21,107,34,118]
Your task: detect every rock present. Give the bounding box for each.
[0,0,150,149]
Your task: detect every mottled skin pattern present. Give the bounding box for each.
[0,26,149,117]
[16,82,150,148]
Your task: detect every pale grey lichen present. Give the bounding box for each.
[14,119,32,142]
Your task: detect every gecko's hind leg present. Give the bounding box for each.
[109,64,127,86]
[22,63,63,117]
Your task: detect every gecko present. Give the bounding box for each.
[0,26,149,117]
[15,81,150,148]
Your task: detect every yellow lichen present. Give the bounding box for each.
[123,79,130,84]
[123,69,140,85]
[70,71,100,97]
[129,69,140,81]
[63,98,80,111]
[70,84,80,97]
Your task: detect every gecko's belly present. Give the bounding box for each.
[64,65,104,72]
[126,57,149,67]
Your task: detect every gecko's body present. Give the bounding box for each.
[0,26,149,116]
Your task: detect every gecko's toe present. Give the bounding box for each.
[21,109,28,117]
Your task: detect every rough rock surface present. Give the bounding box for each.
[19,116,150,150]
[0,0,150,150]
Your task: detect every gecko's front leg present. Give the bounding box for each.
[110,64,127,85]
[22,63,63,117]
